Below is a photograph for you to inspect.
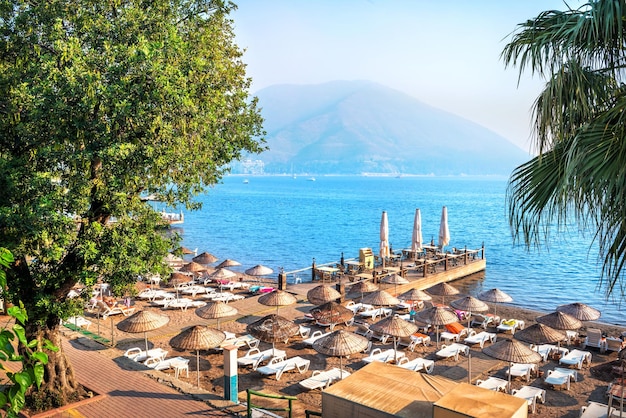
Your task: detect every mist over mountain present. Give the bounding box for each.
[241,80,530,176]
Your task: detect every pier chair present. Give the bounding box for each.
[94,300,136,320]
[506,363,538,383]
[439,322,469,344]
[256,356,311,380]
[496,318,524,334]
[463,331,497,348]
[144,356,189,379]
[237,348,286,370]
[362,348,406,364]
[124,347,168,363]
[559,349,592,369]
[511,385,546,414]
[470,313,500,329]
[582,328,606,352]
[544,367,577,390]
[475,376,509,393]
[298,368,350,390]
[396,357,434,374]
[580,401,617,418]
[435,343,470,361]
[397,332,431,351]
[530,344,569,362]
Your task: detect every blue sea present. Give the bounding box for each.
[172,175,626,326]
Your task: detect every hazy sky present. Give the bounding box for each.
[232,1,586,152]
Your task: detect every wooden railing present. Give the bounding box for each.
[246,389,298,418]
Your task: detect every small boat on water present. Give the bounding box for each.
[307,177,316,182]
[243,179,249,184]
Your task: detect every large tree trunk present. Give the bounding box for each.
[25,321,87,406]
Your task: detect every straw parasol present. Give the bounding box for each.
[482,339,542,393]
[310,302,354,328]
[514,323,567,345]
[216,259,242,269]
[258,290,297,315]
[414,305,458,347]
[307,285,341,306]
[117,310,170,354]
[170,325,226,388]
[381,273,409,296]
[177,246,196,255]
[399,288,432,302]
[169,272,191,286]
[348,280,378,300]
[556,302,601,322]
[193,251,218,265]
[246,314,299,355]
[313,330,369,379]
[245,264,274,276]
[371,314,418,362]
[195,301,238,330]
[536,311,583,331]
[209,268,237,282]
[361,289,400,307]
[426,282,459,305]
[179,261,207,273]
[450,295,489,329]
[477,288,513,317]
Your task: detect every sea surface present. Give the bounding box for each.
[171,175,626,326]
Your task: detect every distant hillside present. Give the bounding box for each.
[242,80,530,176]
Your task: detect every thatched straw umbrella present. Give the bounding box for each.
[482,339,542,393]
[361,290,400,307]
[381,273,409,296]
[348,280,378,300]
[245,264,274,276]
[536,311,583,331]
[307,285,341,305]
[477,288,513,317]
[514,323,566,345]
[450,296,489,329]
[556,302,601,322]
[426,282,459,305]
[216,259,242,269]
[258,290,297,315]
[170,326,226,388]
[193,252,218,265]
[371,314,418,362]
[414,306,458,347]
[313,330,369,379]
[117,310,170,354]
[195,301,238,330]
[247,314,299,355]
[310,302,354,329]
[179,261,207,273]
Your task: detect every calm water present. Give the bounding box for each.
[173,175,626,326]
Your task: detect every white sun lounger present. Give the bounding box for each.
[144,356,190,378]
[362,348,405,364]
[530,344,569,362]
[559,349,592,369]
[299,368,350,390]
[63,316,92,330]
[163,298,206,311]
[496,319,524,333]
[463,331,497,348]
[544,367,577,390]
[303,331,332,346]
[475,376,509,392]
[506,363,538,383]
[219,334,260,350]
[237,348,286,370]
[124,347,168,363]
[358,307,392,320]
[396,357,434,374]
[181,285,211,297]
[256,356,311,380]
[511,385,546,414]
[580,401,616,418]
[435,343,470,361]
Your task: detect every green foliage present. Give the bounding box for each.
[0,249,57,417]
[502,0,626,297]
[0,0,264,327]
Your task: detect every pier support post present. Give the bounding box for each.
[311,258,316,281]
[336,281,345,303]
[464,246,468,265]
[278,269,287,291]
[223,345,239,404]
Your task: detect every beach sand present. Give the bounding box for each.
[78,277,626,417]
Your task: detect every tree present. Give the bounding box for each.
[502,0,626,297]
[0,0,264,405]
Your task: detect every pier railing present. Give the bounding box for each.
[278,245,485,289]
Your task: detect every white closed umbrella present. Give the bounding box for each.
[380,211,390,268]
[411,208,423,258]
[438,206,450,251]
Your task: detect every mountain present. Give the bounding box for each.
[245,80,530,176]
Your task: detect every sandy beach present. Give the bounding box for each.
[73,275,626,417]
